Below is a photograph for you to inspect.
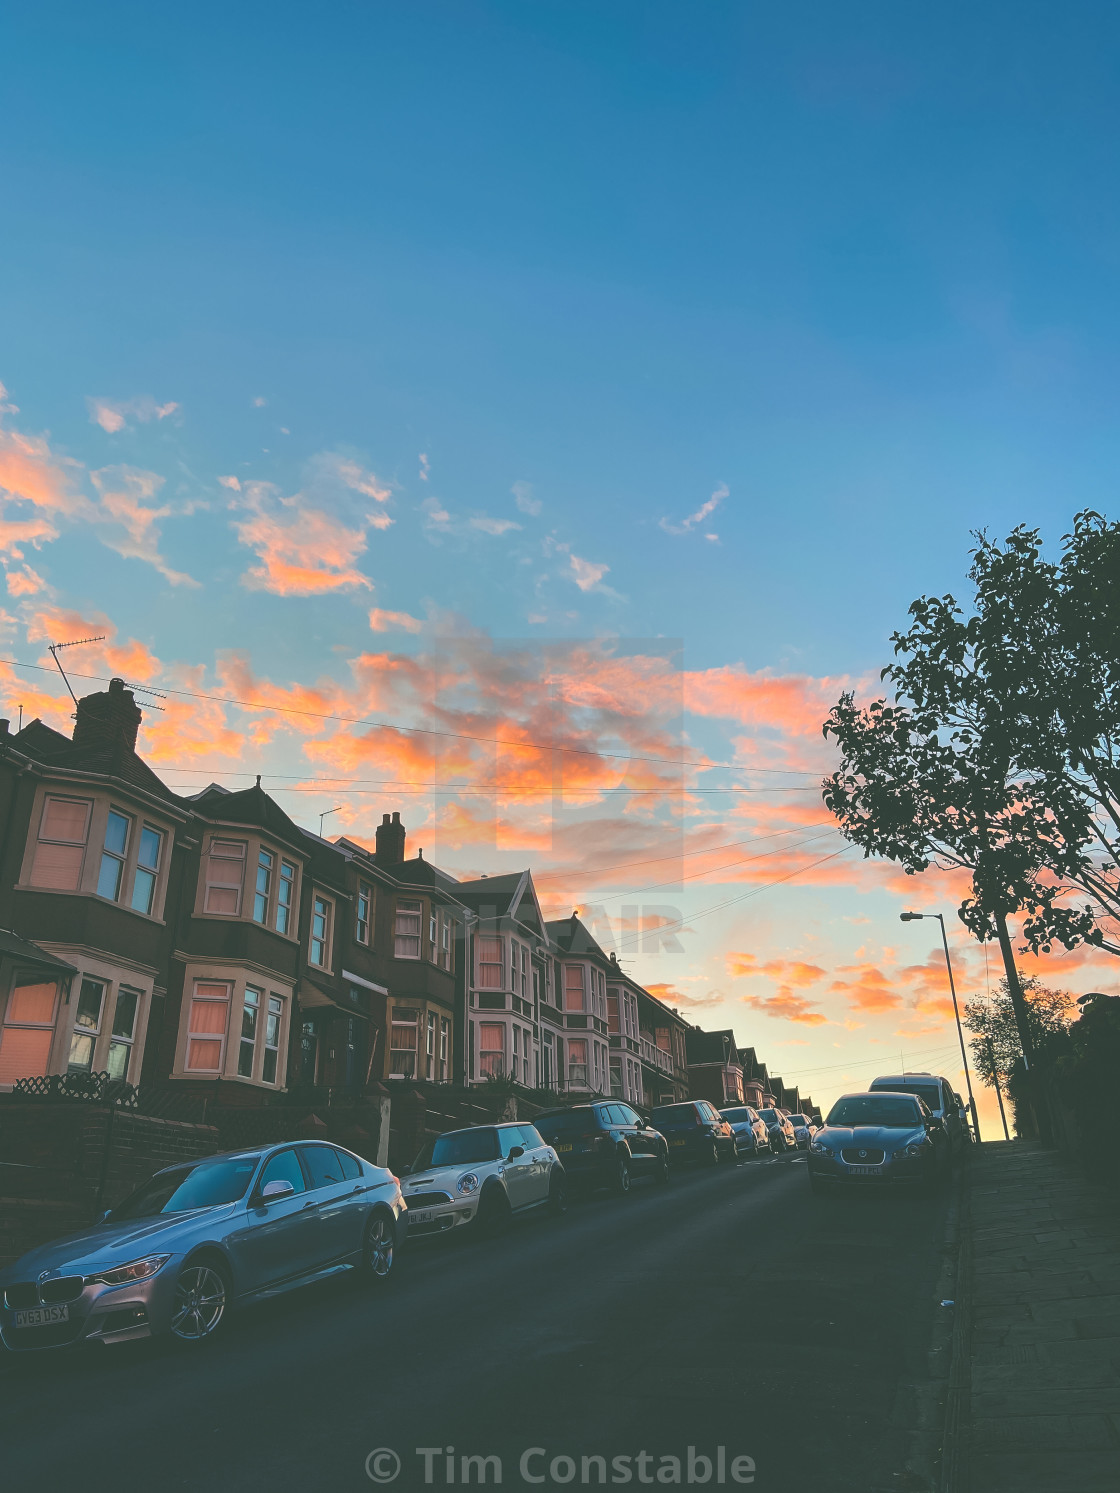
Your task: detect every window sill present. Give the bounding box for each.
[169,1070,285,1091]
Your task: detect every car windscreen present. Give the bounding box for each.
[651,1105,698,1128]
[788,1115,808,1126]
[720,1108,751,1123]
[873,1082,941,1112]
[827,1096,923,1128]
[424,1129,502,1167]
[533,1111,599,1137]
[112,1157,260,1219]
[757,1109,779,1124]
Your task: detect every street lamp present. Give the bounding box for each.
[900,910,982,1142]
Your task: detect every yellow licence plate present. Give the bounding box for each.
[555,1143,573,1152]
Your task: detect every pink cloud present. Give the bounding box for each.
[88,396,179,434]
[369,607,423,634]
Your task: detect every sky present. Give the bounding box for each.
[3,2,1120,1126]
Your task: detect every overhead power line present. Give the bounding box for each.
[0,656,825,777]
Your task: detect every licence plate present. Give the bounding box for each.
[13,1304,69,1328]
[554,1143,573,1152]
[847,1165,882,1177]
[408,1209,435,1225]
[670,1139,687,1148]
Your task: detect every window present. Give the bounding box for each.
[204,840,246,915]
[355,882,372,945]
[439,1018,450,1083]
[257,1149,305,1197]
[441,915,452,971]
[263,997,283,1084]
[566,1037,588,1086]
[477,936,503,989]
[335,1148,362,1181]
[394,899,422,960]
[97,811,131,901]
[0,979,59,1084]
[607,991,620,1034]
[426,1012,436,1077]
[185,982,231,1072]
[238,987,260,1077]
[131,826,163,915]
[301,1145,344,1190]
[276,860,297,935]
[512,1022,521,1080]
[310,895,332,968]
[253,849,273,923]
[68,979,106,1073]
[390,1009,418,1076]
[478,1022,504,1079]
[564,964,585,1012]
[429,909,438,960]
[30,795,91,891]
[106,988,140,1080]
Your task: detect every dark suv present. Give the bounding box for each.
[650,1100,738,1164]
[532,1102,670,1194]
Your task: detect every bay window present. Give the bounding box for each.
[310,895,333,968]
[97,811,130,901]
[0,979,60,1084]
[131,826,163,914]
[567,1038,588,1087]
[426,1012,436,1077]
[185,982,232,1072]
[441,914,452,971]
[276,859,297,934]
[238,987,260,1076]
[477,935,503,989]
[262,997,283,1084]
[204,840,245,915]
[106,988,140,1080]
[478,1022,504,1079]
[68,979,106,1073]
[439,1017,449,1082]
[355,882,372,944]
[180,976,286,1085]
[563,964,585,1012]
[394,899,422,959]
[31,795,92,891]
[253,850,273,923]
[429,908,438,960]
[389,1009,418,1076]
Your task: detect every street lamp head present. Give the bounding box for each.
[899,911,923,922]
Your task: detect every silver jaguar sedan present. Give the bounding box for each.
[0,1140,404,1352]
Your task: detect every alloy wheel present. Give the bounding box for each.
[615,1156,631,1194]
[170,1263,228,1342]
[365,1215,395,1278]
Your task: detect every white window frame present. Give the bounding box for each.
[394,899,423,961]
[310,893,334,970]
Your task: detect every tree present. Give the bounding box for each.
[822,512,1120,1143]
[964,976,1075,1090]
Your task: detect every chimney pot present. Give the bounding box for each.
[375,810,407,865]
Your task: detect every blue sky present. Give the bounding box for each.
[3,2,1119,1116]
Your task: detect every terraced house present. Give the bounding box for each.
[0,678,800,1129]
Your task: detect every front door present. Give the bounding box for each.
[299,1144,364,1262]
[498,1125,536,1209]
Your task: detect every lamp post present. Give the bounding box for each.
[900,911,981,1143]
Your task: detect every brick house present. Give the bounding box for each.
[686,1027,745,1107]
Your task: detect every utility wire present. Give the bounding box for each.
[0,656,825,776]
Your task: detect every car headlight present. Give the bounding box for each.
[810,1138,830,1154]
[85,1254,170,1287]
[456,1173,480,1195]
[906,1142,925,1157]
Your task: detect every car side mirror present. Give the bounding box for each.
[508,1145,525,1159]
[97,1208,112,1224]
[260,1179,295,1203]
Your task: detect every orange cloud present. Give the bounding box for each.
[5,564,45,598]
[235,482,373,595]
[829,963,904,1014]
[743,990,829,1025]
[369,607,423,633]
[90,466,198,587]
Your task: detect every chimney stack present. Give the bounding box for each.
[72,678,142,754]
[375,811,406,865]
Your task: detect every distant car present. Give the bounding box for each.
[868,1073,966,1157]
[718,1105,770,1156]
[952,1093,973,1144]
[650,1100,738,1164]
[401,1122,566,1234]
[0,1143,403,1352]
[756,1108,797,1153]
[808,1091,950,1193]
[785,1114,817,1150]
[532,1103,669,1194]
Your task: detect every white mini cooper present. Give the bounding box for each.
[400,1122,567,1236]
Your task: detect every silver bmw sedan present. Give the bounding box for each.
[0,1140,404,1352]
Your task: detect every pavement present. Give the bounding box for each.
[958,1141,1120,1493]
[2,1149,956,1493]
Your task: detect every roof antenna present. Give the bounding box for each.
[319,806,342,836]
[48,637,106,714]
[120,678,166,712]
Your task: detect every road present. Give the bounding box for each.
[4,1151,955,1493]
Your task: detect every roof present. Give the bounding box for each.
[186,783,317,859]
[685,1027,741,1067]
[544,913,610,960]
[10,718,181,807]
[0,929,78,975]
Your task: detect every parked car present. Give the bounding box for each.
[953,1093,973,1144]
[756,1107,797,1153]
[868,1073,967,1157]
[785,1114,817,1150]
[401,1122,566,1234]
[808,1091,950,1193]
[0,1142,403,1353]
[532,1103,669,1194]
[718,1105,771,1156]
[649,1100,738,1164]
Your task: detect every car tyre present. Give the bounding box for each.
[613,1153,632,1195]
[362,1211,396,1281]
[655,1150,671,1184]
[170,1256,230,1344]
[477,1183,512,1234]
[549,1173,568,1216]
